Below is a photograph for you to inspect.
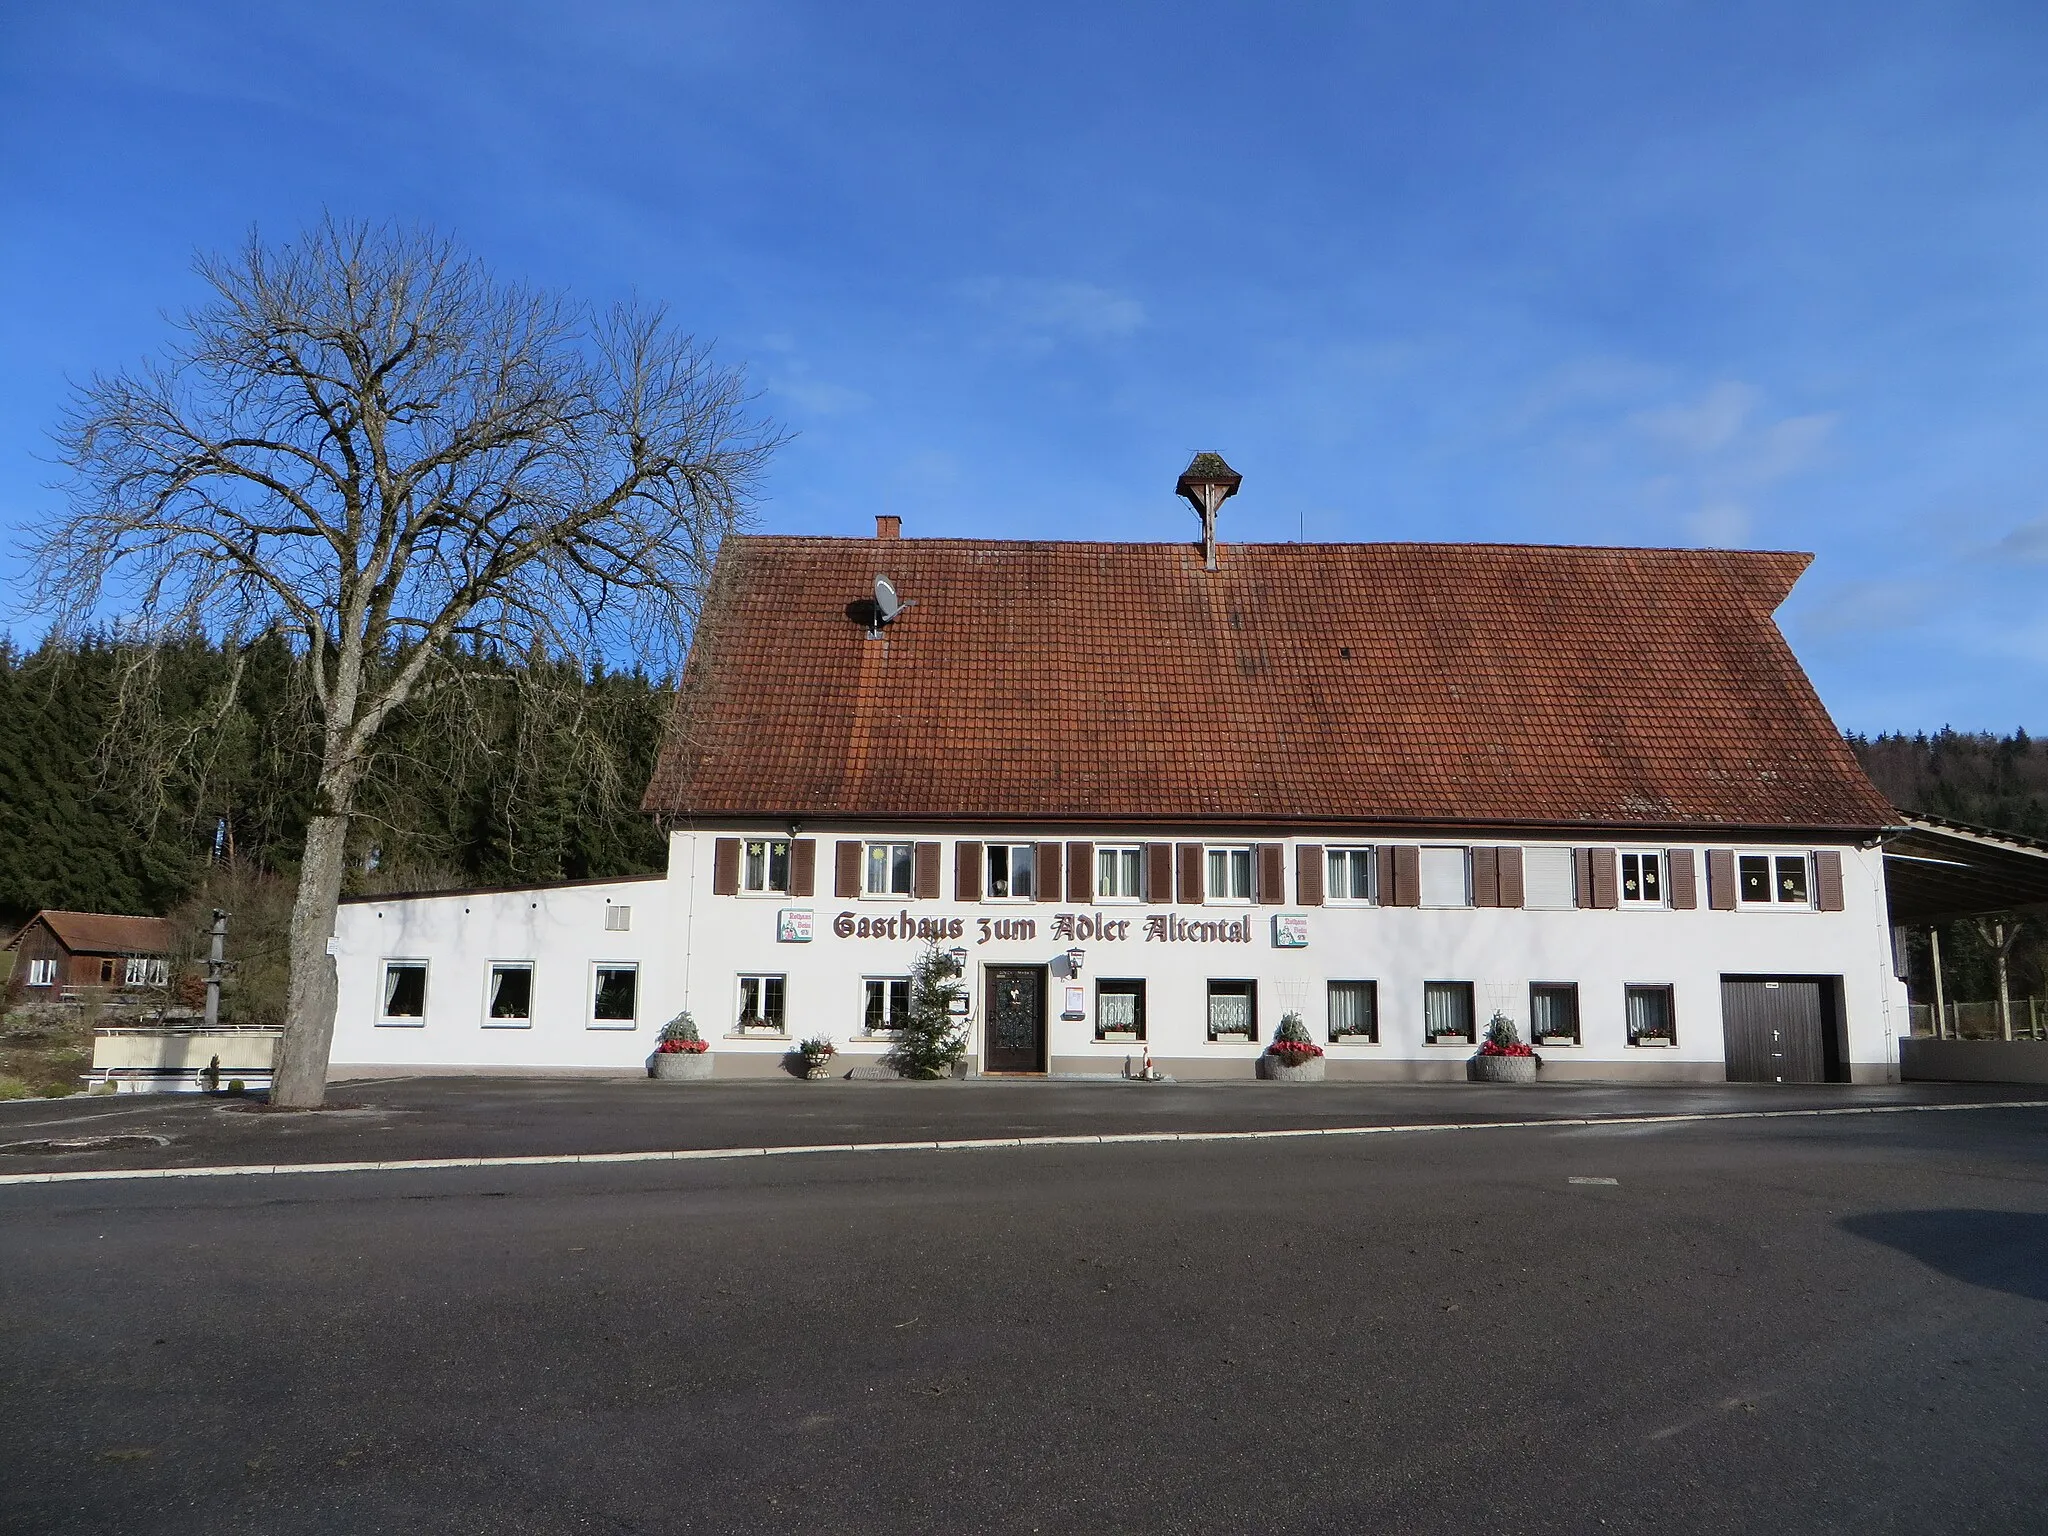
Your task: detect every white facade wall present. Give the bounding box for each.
[330,875,671,1073]
[327,828,1906,1083]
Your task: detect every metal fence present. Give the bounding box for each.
[1907,999,2047,1040]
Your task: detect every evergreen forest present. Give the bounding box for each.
[0,632,670,935]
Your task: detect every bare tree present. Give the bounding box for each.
[34,219,782,1106]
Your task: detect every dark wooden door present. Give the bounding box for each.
[984,966,1047,1073]
[1722,977,1828,1083]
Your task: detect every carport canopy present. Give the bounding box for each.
[1883,813,2048,924]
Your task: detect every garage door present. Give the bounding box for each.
[1721,977,1837,1083]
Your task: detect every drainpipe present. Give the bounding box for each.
[1928,927,1946,1039]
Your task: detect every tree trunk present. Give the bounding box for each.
[270,812,353,1107]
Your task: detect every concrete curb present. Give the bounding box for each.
[2,1097,2044,1188]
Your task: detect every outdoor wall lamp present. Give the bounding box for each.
[1065,947,1086,977]
[947,947,969,975]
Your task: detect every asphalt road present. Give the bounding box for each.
[3,1097,2045,1534]
[0,1075,2037,1175]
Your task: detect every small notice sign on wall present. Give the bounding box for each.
[777,909,814,943]
[1062,984,1087,1021]
[1272,914,1309,948]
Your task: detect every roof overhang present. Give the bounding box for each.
[1883,814,2048,924]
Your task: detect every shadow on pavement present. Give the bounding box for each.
[1842,1209,2048,1304]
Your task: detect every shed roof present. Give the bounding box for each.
[6,911,175,956]
[643,536,1895,832]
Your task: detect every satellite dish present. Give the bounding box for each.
[864,575,915,638]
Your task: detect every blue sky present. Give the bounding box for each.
[3,1,2044,730]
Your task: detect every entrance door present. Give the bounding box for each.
[1721,977,1836,1083]
[984,966,1047,1073]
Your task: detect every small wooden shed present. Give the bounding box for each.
[3,911,175,1006]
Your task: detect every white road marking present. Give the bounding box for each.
[0,1098,2043,1187]
[1569,1176,1620,1186]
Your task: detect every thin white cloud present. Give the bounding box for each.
[1632,381,1759,457]
[1993,515,2048,563]
[1795,579,1939,639]
[960,278,1145,350]
[1685,502,1752,547]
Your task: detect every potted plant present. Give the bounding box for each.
[1469,1011,1538,1084]
[651,1011,713,1080]
[798,1035,837,1080]
[1257,1012,1327,1081]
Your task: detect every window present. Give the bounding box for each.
[123,957,169,987]
[736,974,787,1032]
[1206,847,1253,903]
[381,961,428,1022]
[1418,847,1470,908]
[863,976,910,1033]
[1207,979,1257,1040]
[742,838,791,894]
[1620,852,1663,906]
[605,905,632,932]
[1739,852,1810,907]
[986,843,1036,900]
[865,842,915,897]
[1097,845,1144,901]
[27,958,56,987]
[1626,984,1675,1045]
[1530,983,1580,1046]
[1328,980,1378,1042]
[1424,981,1475,1043]
[1325,847,1376,904]
[1096,979,1145,1040]
[486,964,533,1025]
[1523,847,1576,910]
[592,964,638,1026]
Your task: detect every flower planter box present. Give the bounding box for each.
[1467,1054,1536,1084]
[1632,1037,1673,1048]
[802,1059,834,1080]
[1258,1054,1326,1082]
[1100,1030,1140,1043]
[652,1051,713,1081]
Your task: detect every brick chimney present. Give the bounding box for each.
[875,515,901,540]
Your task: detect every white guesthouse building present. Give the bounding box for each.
[331,464,1912,1084]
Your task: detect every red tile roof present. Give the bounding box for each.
[8,911,174,955]
[642,537,1896,832]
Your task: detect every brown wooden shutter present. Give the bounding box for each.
[1177,843,1205,904]
[1666,848,1697,910]
[1392,845,1421,908]
[1706,848,1736,910]
[1374,845,1398,906]
[1814,849,1845,911]
[1574,849,1594,910]
[1067,842,1094,903]
[913,842,941,900]
[1590,847,1619,909]
[1496,846,1525,909]
[835,840,862,899]
[1256,843,1286,904]
[789,839,816,898]
[1296,845,1325,906]
[1471,846,1500,908]
[711,837,742,895]
[1145,843,1174,904]
[1036,842,1063,903]
[955,841,983,901]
